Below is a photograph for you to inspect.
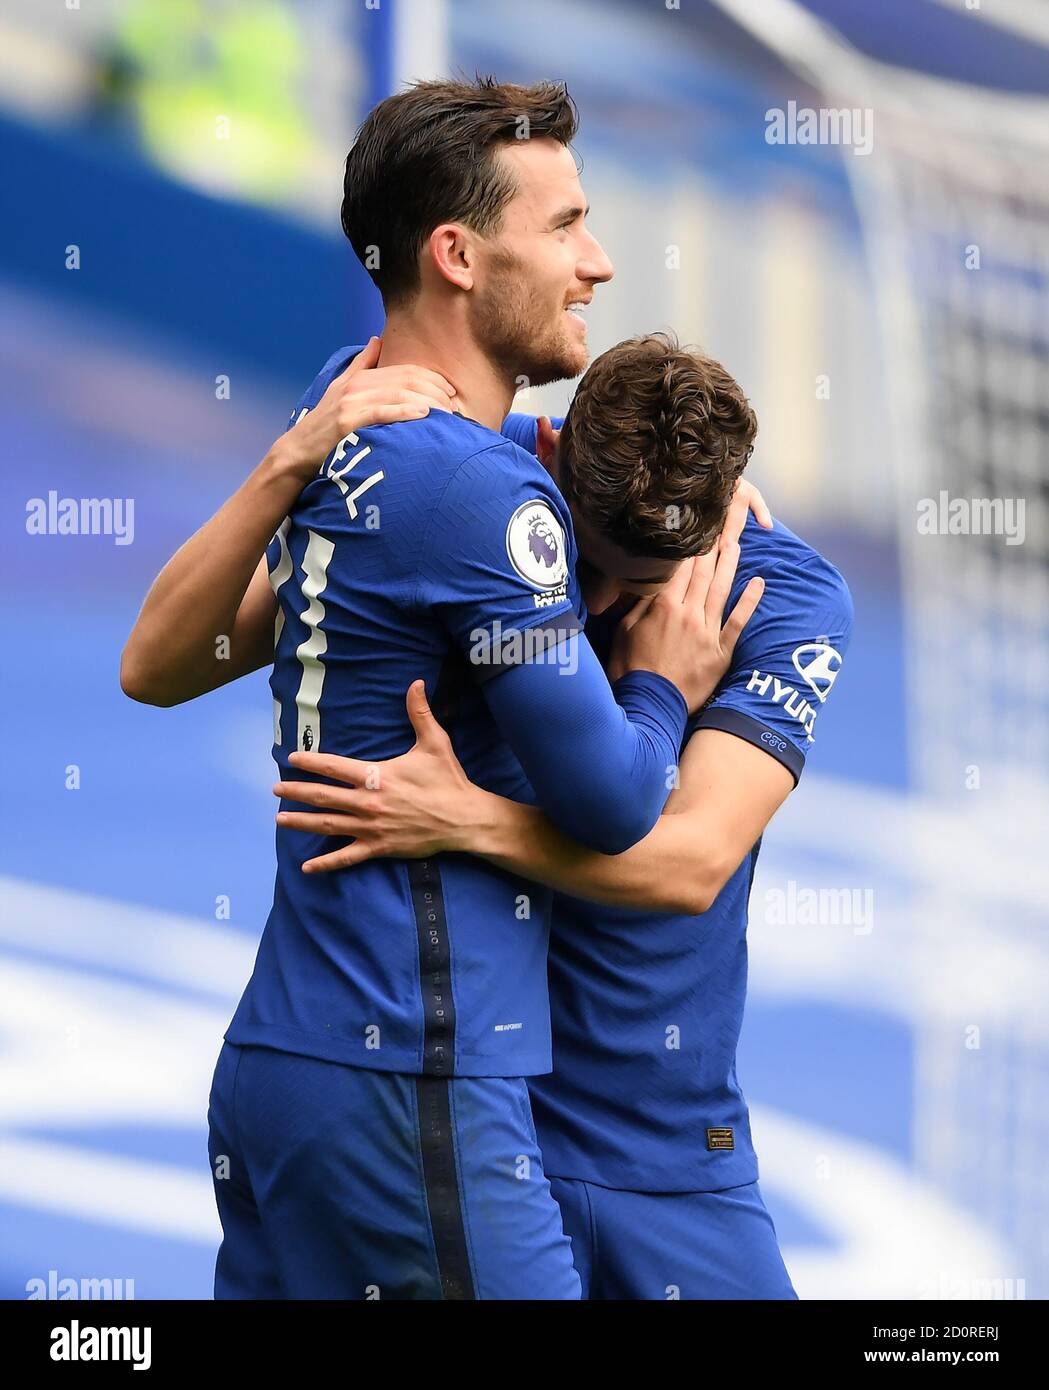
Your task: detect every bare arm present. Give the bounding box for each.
[455,728,793,914]
[272,682,793,916]
[120,340,458,706]
[119,464,294,706]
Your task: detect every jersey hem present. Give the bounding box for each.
[224,1022,552,1078]
[542,1160,761,1195]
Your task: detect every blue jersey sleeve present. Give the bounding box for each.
[690,543,854,784]
[483,655,687,854]
[499,412,566,457]
[417,440,687,852]
[416,439,581,652]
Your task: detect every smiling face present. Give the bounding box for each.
[467,138,613,387]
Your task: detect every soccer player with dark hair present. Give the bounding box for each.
[121,79,766,1299]
[283,332,854,1300]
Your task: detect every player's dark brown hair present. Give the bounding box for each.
[341,75,578,308]
[558,333,758,559]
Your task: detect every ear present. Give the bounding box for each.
[427,222,475,293]
[535,415,561,480]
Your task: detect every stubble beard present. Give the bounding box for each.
[470,252,588,391]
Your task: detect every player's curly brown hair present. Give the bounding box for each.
[557,333,758,558]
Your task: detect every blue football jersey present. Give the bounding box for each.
[529,514,854,1190]
[499,412,550,455]
[225,356,687,1078]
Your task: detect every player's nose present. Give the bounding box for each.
[578,229,614,285]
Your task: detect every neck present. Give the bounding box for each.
[377,307,515,431]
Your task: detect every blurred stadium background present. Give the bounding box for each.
[1,0,1045,1300]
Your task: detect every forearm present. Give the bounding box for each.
[463,789,717,915]
[121,444,300,705]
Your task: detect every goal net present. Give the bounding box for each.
[713,0,1049,1298]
